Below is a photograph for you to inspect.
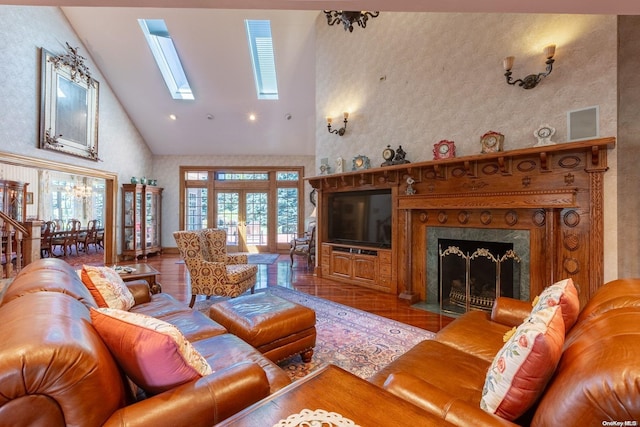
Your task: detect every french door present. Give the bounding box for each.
[216,191,268,253]
[181,167,303,253]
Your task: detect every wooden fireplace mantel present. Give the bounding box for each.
[308,137,615,307]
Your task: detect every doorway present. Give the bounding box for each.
[0,151,118,265]
[217,191,269,253]
[180,167,303,253]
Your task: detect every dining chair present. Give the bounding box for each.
[52,219,82,256]
[78,219,99,253]
[40,220,56,258]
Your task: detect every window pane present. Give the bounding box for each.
[277,171,299,181]
[186,188,207,230]
[217,192,239,245]
[246,192,268,245]
[277,188,298,244]
[215,172,268,181]
[186,171,208,180]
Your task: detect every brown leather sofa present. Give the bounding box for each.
[0,258,291,427]
[370,278,640,426]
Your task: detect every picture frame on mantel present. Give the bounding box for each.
[40,43,100,161]
[567,106,599,142]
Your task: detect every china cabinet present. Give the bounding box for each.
[121,184,162,260]
[0,180,28,222]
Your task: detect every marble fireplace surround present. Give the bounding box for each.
[426,227,530,306]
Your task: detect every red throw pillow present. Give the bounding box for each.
[480,305,565,420]
[91,307,212,395]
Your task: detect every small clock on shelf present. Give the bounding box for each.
[534,124,556,147]
[480,131,504,154]
[433,140,456,160]
[352,155,371,170]
[381,145,395,167]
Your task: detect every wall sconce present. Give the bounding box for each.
[327,112,349,136]
[503,45,556,89]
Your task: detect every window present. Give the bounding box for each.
[277,171,299,181]
[245,20,279,100]
[180,166,304,252]
[139,19,194,100]
[215,172,269,181]
[277,188,298,244]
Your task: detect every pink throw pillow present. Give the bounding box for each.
[531,278,580,331]
[480,305,565,420]
[81,265,135,310]
[91,307,212,395]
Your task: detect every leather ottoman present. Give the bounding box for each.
[209,292,316,363]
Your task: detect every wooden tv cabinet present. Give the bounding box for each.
[321,243,393,293]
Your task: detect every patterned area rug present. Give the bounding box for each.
[247,253,279,265]
[176,253,279,265]
[196,287,434,381]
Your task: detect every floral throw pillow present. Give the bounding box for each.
[81,265,135,311]
[480,305,565,420]
[91,307,213,395]
[531,278,580,331]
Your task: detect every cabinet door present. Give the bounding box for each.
[353,255,377,282]
[123,188,136,251]
[331,251,352,279]
[146,190,160,249]
[134,191,142,250]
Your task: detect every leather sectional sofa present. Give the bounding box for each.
[370,278,640,426]
[0,258,291,427]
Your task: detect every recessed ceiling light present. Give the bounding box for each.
[249,114,256,121]
[169,114,177,120]
[285,113,292,120]
[207,114,214,120]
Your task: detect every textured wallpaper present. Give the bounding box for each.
[0,6,154,253]
[316,12,617,165]
[315,12,619,280]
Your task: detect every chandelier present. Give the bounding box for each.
[65,178,93,199]
[323,11,380,32]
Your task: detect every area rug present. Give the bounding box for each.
[195,286,434,381]
[176,253,279,265]
[247,253,279,265]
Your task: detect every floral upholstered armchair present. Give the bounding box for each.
[173,228,257,307]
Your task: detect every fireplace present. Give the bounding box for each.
[438,238,521,314]
[311,139,613,307]
[426,227,530,313]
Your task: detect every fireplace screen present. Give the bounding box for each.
[439,239,521,314]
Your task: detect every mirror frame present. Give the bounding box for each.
[40,44,100,161]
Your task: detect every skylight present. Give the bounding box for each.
[138,19,194,100]
[245,20,279,100]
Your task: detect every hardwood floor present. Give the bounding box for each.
[142,253,455,333]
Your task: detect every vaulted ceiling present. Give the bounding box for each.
[10,1,640,156]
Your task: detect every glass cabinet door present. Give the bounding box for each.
[147,191,160,248]
[135,191,142,250]
[123,187,136,251]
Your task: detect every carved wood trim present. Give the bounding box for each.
[398,189,577,210]
[309,137,615,304]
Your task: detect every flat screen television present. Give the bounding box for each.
[327,189,392,248]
